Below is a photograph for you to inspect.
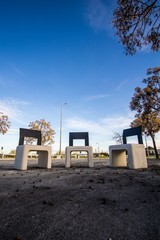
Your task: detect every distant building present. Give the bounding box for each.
[145,146,160,156]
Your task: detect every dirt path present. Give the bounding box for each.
[0,160,160,240]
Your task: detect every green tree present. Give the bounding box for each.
[27,119,55,145]
[112,0,160,55]
[131,112,160,158]
[0,114,10,134]
[130,67,160,115]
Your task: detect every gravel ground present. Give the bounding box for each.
[0,159,160,240]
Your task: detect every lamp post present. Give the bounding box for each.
[59,103,67,156]
[0,112,4,160]
[96,142,100,158]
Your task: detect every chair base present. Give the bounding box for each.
[109,144,148,169]
[15,145,52,170]
[65,146,93,168]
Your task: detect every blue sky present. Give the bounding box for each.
[0,0,159,154]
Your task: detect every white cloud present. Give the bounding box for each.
[8,128,19,135]
[139,44,152,54]
[82,93,111,102]
[0,76,15,88]
[0,98,31,153]
[0,98,29,124]
[86,0,115,32]
[0,77,7,87]
[9,64,24,76]
[63,113,160,152]
[65,113,134,136]
[65,117,105,134]
[64,112,135,152]
[116,80,128,91]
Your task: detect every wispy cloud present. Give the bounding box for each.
[86,0,115,32]
[116,80,128,91]
[9,64,24,76]
[0,98,29,124]
[8,127,19,135]
[0,77,8,87]
[82,93,111,102]
[139,44,151,54]
[0,76,15,88]
[64,113,135,150]
[65,113,134,136]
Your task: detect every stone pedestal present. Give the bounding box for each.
[15,145,52,170]
[109,144,148,169]
[65,146,93,168]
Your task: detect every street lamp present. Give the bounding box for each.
[96,142,100,157]
[0,112,4,159]
[59,103,67,155]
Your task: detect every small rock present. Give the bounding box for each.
[43,200,54,206]
[100,197,107,205]
[13,194,18,198]
[124,208,129,212]
[98,178,105,184]
[95,168,100,170]
[89,179,94,182]
[14,235,22,240]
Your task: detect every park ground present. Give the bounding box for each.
[0,158,160,240]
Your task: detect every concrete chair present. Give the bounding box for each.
[15,128,52,170]
[109,126,148,169]
[65,132,93,168]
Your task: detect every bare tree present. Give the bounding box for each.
[112,132,123,144]
[112,0,160,54]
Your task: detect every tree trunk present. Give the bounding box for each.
[150,134,159,159]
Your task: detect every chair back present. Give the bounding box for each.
[69,132,89,146]
[122,126,143,144]
[18,128,41,145]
